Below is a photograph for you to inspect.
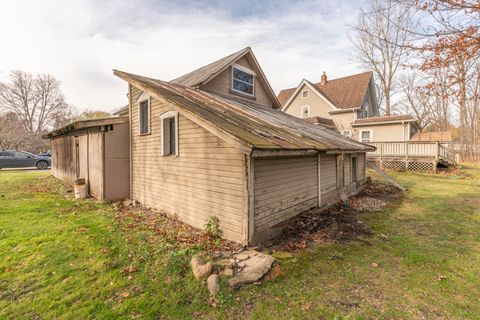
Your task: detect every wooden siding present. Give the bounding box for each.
[320,153,337,205]
[200,56,274,108]
[104,123,130,201]
[51,135,76,185]
[130,85,247,243]
[253,156,318,232]
[88,132,104,199]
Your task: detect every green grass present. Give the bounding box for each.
[1,166,480,319]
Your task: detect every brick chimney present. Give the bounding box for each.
[320,71,327,85]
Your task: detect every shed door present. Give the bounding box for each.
[253,156,318,233]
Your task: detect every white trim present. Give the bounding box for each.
[160,110,179,156]
[300,105,310,118]
[281,80,338,112]
[231,66,255,97]
[232,63,256,76]
[137,92,151,135]
[359,129,372,142]
[352,119,417,126]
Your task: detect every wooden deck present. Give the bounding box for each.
[366,141,459,173]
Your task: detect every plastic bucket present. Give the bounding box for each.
[74,179,87,199]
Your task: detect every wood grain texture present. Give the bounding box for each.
[253,156,318,231]
[130,86,247,243]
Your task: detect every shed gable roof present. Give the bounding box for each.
[171,47,281,109]
[278,71,373,110]
[114,70,373,154]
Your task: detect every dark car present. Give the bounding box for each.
[0,150,51,170]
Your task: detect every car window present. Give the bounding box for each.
[0,151,13,157]
[14,152,30,158]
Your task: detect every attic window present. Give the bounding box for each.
[302,90,309,98]
[231,66,254,96]
[300,105,310,118]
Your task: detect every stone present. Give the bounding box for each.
[207,274,220,296]
[228,250,275,287]
[221,267,234,277]
[191,257,212,280]
[122,199,132,207]
[371,262,378,268]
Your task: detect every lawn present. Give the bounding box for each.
[1,166,480,319]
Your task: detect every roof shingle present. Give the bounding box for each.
[114,70,373,153]
[278,71,373,109]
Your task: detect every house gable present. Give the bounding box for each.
[171,47,280,109]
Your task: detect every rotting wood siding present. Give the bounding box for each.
[253,156,318,234]
[200,56,274,108]
[130,85,248,243]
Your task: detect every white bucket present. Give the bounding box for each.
[74,183,87,199]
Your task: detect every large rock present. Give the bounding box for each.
[191,257,212,280]
[228,250,275,287]
[207,274,220,296]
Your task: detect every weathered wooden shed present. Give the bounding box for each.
[113,47,374,244]
[43,117,130,201]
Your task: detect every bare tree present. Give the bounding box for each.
[0,70,71,135]
[351,0,414,115]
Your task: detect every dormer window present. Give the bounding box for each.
[231,64,255,96]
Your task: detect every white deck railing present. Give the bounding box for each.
[366,141,458,164]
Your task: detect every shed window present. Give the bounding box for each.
[360,130,371,142]
[161,111,179,156]
[301,105,310,118]
[351,156,357,182]
[232,67,254,96]
[139,99,150,134]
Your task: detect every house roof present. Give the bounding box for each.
[278,71,373,109]
[171,47,281,109]
[303,116,336,128]
[112,104,129,116]
[114,70,374,153]
[43,117,129,139]
[352,114,417,126]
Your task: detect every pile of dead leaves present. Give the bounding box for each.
[112,203,241,255]
[264,181,403,252]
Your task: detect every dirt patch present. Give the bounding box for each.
[263,181,403,252]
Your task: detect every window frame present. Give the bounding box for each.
[160,110,179,157]
[359,129,372,143]
[342,130,352,138]
[137,94,151,135]
[231,64,255,97]
[300,105,310,118]
[351,156,358,183]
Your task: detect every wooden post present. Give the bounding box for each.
[317,152,322,207]
[379,143,384,170]
[405,141,409,171]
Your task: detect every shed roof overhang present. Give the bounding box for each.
[42,117,129,139]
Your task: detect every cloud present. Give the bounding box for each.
[0,0,365,112]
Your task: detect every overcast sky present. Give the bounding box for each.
[0,0,368,113]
